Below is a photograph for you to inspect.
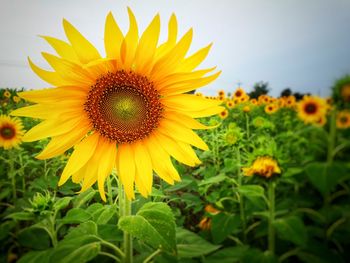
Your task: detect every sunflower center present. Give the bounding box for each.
[304,103,317,114]
[340,116,348,124]
[0,126,15,139]
[85,71,163,144]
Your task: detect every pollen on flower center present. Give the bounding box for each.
[84,71,163,143]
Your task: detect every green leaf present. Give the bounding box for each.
[0,221,15,241]
[18,227,51,249]
[60,208,91,224]
[98,224,123,242]
[237,185,265,198]
[53,197,72,211]
[165,178,195,192]
[273,216,307,246]
[64,221,98,240]
[242,249,278,263]
[118,202,176,254]
[18,250,51,263]
[198,174,228,186]
[5,212,34,221]
[95,205,117,224]
[176,228,220,258]
[50,243,100,263]
[305,162,346,195]
[204,246,249,263]
[283,167,304,177]
[211,213,240,244]
[73,188,96,208]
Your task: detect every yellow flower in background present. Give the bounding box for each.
[341,84,350,102]
[265,103,278,114]
[240,94,250,103]
[285,95,296,107]
[313,115,327,127]
[297,96,327,124]
[258,94,269,104]
[243,156,281,178]
[218,89,225,97]
[219,109,228,119]
[0,115,24,149]
[198,217,211,231]
[243,105,251,113]
[3,90,11,98]
[11,9,222,201]
[250,98,258,105]
[336,111,350,129]
[204,204,221,215]
[13,96,21,103]
[233,87,245,99]
[226,100,234,109]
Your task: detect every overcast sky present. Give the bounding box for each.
[1,0,350,97]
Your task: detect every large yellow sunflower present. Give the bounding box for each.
[0,115,24,149]
[297,96,327,124]
[11,9,222,201]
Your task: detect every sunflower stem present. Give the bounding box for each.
[120,189,133,263]
[236,147,247,243]
[268,180,275,254]
[8,152,16,201]
[107,176,114,205]
[327,108,337,164]
[245,113,250,140]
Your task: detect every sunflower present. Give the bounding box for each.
[243,105,251,113]
[264,104,278,114]
[285,95,296,107]
[11,9,222,200]
[233,87,245,99]
[198,217,211,231]
[242,156,281,178]
[204,204,220,215]
[250,98,258,105]
[297,96,327,124]
[313,115,327,127]
[226,100,234,109]
[336,111,350,129]
[219,109,228,119]
[3,90,11,98]
[13,96,21,103]
[218,89,225,97]
[0,115,24,149]
[341,84,350,102]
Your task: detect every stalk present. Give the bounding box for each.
[268,180,275,254]
[236,147,246,242]
[327,108,336,164]
[119,184,133,263]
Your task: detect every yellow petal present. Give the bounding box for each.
[23,117,82,142]
[162,94,222,112]
[151,28,193,82]
[165,111,217,130]
[104,12,124,61]
[132,141,153,197]
[116,144,135,200]
[17,86,86,103]
[63,19,101,64]
[97,139,117,202]
[36,119,90,159]
[28,57,67,86]
[11,104,59,119]
[40,35,80,63]
[72,164,88,184]
[59,133,99,186]
[177,43,212,72]
[160,71,221,95]
[175,105,225,118]
[153,132,198,167]
[144,134,180,183]
[82,58,118,79]
[156,67,216,88]
[155,14,178,59]
[120,8,138,69]
[158,119,208,151]
[41,52,94,86]
[134,14,160,75]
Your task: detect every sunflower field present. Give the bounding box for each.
[1,10,350,263]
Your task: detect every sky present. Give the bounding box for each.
[0,0,350,97]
